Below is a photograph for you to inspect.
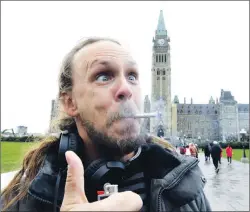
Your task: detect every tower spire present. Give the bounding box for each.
[156,10,167,35]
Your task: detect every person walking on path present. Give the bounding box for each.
[204,143,211,161]
[219,146,223,164]
[179,145,186,155]
[211,141,222,173]
[189,143,197,158]
[185,145,191,156]
[195,144,199,158]
[226,144,233,164]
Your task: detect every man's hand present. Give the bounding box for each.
[60,151,143,211]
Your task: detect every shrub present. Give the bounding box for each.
[219,141,249,149]
[0,135,45,142]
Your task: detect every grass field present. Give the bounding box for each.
[1,142,249,173]
[221,148,249,162]
[1,142,40,173]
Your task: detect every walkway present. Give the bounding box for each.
[198,153,249,211]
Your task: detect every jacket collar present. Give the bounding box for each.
[27,140,183,207]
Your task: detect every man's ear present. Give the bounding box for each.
[60,92,78,117]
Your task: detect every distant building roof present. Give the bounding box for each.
[220,89,237,104]
[238,104,249,112]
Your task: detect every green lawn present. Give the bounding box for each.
[1,142,249,173]
[1,142,40,173]
[222,148,249,162]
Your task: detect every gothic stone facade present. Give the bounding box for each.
[145,89,249,141]
[145,10,249,140]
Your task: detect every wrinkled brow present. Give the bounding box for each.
[89,59,137,69]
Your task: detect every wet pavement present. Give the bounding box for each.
[1,170,18,190]
[198,153,249,211]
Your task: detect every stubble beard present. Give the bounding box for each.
[79,116,146,159]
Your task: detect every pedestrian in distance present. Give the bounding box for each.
[211,141,222,173]
[204,143,211,162]
[226,144,233,164]
[219,146,223,164]
[179,145,186,155]
[189,143,197,158]
[195,144,199,158]
[185,144,191,156]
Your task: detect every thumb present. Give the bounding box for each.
[61,151,88,208]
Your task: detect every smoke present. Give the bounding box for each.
[141,96,170,134]
[151,97,166,120]
[106,102,139,128]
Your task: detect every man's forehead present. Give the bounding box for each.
[73,41,137,71]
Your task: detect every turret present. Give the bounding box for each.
[155,10,167,36]
[173,95,179,104]
[209,96,215,104]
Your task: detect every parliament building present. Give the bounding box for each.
[143,10,249,141]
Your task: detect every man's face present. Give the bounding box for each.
[70,41,143,156]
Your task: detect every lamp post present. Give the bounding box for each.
[240,128,249,163]
[198,136,201,144]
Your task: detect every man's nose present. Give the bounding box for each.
[114,78,132,101]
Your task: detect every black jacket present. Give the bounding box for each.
[211,144,222,159]
[1,140,211,212]
[204,144,211,156]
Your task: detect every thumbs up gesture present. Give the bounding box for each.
[60,151,143,211]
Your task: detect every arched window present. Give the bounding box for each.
[162,55,164,63]
[159,54,161,62]
[156,55,158,62]
[165,54,167,62]
[163,69,166,75]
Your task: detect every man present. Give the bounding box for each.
[204,142,211,161]
[211,141,222,173]
[179,145,186,155]
[1,37,211,212]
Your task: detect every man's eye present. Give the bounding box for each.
[128,73,137,81]
[96,73,112,82]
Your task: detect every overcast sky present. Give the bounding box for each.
[1,1,249,133]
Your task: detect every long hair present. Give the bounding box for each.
[1,37,121,211]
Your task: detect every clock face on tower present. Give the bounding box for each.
[157,39,165,45]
